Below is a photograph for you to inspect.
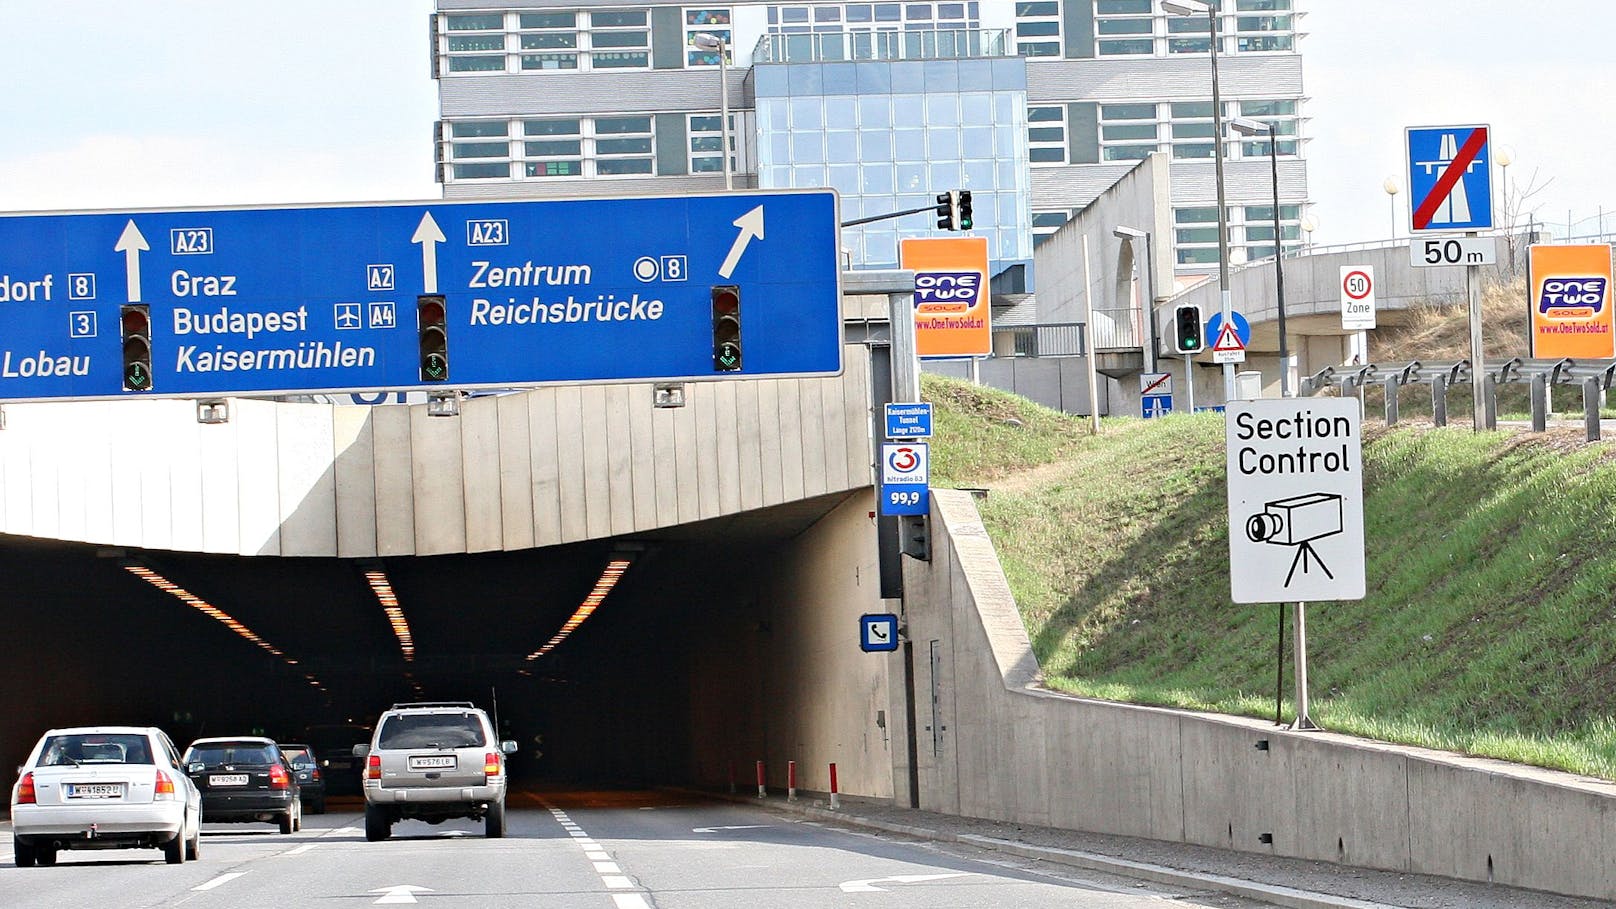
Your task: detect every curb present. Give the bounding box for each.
[704,791,1400,909]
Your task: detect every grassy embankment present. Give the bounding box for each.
[924,372,1616,780]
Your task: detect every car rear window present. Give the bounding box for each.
[186,744,277,766]
[281,747,314,767]
[39,733,153,766]
[377,713,486,749]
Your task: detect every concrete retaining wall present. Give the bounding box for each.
[905,487,1616,901]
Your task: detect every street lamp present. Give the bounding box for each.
[692,32,733,191]
[1382,177,1399,239]
[1230,116,1289,398]
[1162,0,1234,402]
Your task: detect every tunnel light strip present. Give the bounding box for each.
[363,569,416,662]
[527,557,634,660]
[123,563,323,692]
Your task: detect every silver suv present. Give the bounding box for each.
[353,702,516,841]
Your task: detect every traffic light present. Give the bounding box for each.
[711,284,741,372]
[120,304,153,392]
[1173,304,1204,354]
[935,190,960,231]
[417,295,448,382]
[956,190,973,230]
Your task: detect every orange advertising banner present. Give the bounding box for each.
[1528,244,1615,358]
[899,237,991,358]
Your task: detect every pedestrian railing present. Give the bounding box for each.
[1301,357,1616,440]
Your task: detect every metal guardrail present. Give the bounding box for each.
[1301,357,1616,441]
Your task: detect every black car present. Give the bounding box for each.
[300,724,371,796]
[181,737,301,834]
[278,743,326,814]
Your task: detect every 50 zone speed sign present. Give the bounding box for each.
[1340,266,1376,330]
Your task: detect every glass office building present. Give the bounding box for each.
[433,0,1306,284]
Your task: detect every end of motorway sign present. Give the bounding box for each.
[0,190,842,402]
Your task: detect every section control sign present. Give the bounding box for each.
[0,191,843,402]
[1226,399,1365,604]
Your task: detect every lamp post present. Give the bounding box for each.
[693,33,733,190]
[1382,177,1399,239]
[1162,0,1233,402]
[1230,116,1288,398]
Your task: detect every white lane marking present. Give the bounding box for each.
[193,872,247,891]
[585,851,611,861]
[593,861,622,874]
[570,831,590,838]
[840,872,973,893]
[324,826,359,836]
[546,802,650,904]
[602,875,635,889]
[284,843,318,856]
[612,896,651,909]
[370,884,433,904]
[692,825,772,834]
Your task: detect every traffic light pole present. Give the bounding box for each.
[841,204,939,228]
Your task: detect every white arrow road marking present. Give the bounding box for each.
[840,872,973,893]
[114,220,149,303]
[324,826,358,836]
[717,205,765,279]
[412,212,446,294]
[691,824,772,833]
[193,872,247,891]
[371,884,433,904]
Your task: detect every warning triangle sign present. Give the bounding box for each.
[1212,322,1245,353]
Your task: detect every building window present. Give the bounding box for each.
[1233,0,1294,52]
[1014,1,1061,58]
[441,9,653,74]
[1027,105,1066,165]
[593,115,655,174]
[1234,99,1300,157]
[1099,102,1158,162]
[686,9,733,66]
[445,13,507,73]
[447,121,511,179]
[1165,13,1209,54]
[521,118,584,178]
[1032,210,1070,247]
[1095,0,1153,56]
[517,11,580,70]
[689,114,728,173]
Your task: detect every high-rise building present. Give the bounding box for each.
[432,1,1305,285]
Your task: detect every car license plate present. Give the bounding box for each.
[67,783,123,799]
[408,755,456,771]
[210,774,249,786]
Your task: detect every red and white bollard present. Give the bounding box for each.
[756,760,766,798]
[829,762,840,810]
[787,760,798,802]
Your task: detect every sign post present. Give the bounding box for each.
[1339,266,1376,330]
[1407,124,1494,430]
[0,191,843,403]
[1227,398,1365,729]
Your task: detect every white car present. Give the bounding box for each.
[10,726,203,867]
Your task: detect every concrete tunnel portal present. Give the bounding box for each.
[0,486,875,791]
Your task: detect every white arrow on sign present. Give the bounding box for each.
[718,205,765,279]
[370,884,433,904]
[412,212,446,294]
[115,220,149,303]
[692,824,772,833]
[840,872,972,893]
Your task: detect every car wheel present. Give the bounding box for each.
[13,840,37,868]
[187,817,201,861]
[163,832,185,864]
[485,798,506,839]
[278,807,295,835]
[364,804,392,842]
[35,846,57,867]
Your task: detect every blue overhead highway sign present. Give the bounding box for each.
[0,190,843,402]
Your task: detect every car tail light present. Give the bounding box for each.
[310,768,321,781]
[366,754,382,780]
[484,752,501,778]
[155,770,176,800]
[15,772,36,805]
[268,763,290,790]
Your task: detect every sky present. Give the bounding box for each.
[2,1,1613,247]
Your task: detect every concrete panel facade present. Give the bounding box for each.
[906,488,1616,901]
[0,350,872,558]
